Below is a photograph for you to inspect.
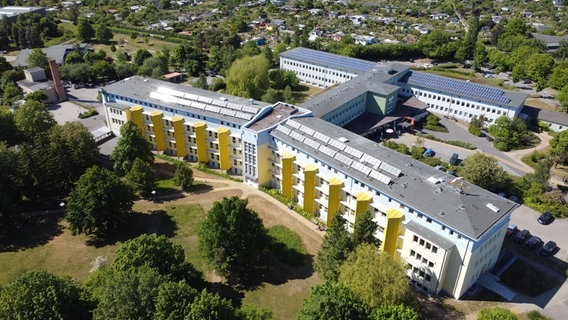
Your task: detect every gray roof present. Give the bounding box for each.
[530,33,567,46]
[0,6,45,21]
[405,220,455,250]
[299,64,408,118]
[102,76,270,125]
[522,105,568,126]
[280,47,377,75]
[271,116,518,240]
[13,43,88,67]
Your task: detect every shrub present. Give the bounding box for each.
[78,109,99,119]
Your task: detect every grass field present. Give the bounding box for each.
[0,202,317,319]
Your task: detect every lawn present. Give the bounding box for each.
[0,203,318,319]
[500,259,561,297]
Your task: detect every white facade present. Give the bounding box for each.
[280,57,357,88]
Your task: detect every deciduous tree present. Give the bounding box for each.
[133,48,153,66]
[112,121,154,175]
[338,243,409,308]
[26,48,49,69]
[14,100,56,140]
[66,166,135,237]
[314,213,353,282]
[298,281,368,320]
[198,196,267,282]
[174,161,194,191]
[370,304,419,320]
[95,24,113,43]
[0,106,19,145]
[0,270,90,320]
[186,290,238,320]
[226,55,270,100]
[154,280,199,320]
[461,152,508,191]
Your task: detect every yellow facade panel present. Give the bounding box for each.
[172,116,187,157]
[151,111,166,151]
[217,127,231,170]
[326,177,344,227]
[194,122,208,162]
[382,208,404,255]
[303,164,318,214]
[281,152,296,199]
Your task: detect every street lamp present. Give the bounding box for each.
[151,190,156,202]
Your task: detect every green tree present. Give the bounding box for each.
[338,243,409,309]
[488,116,528,151]
[0,106,19,145]
[14,100,56,140]
[113,233,203,285]
[88,267,167,320]
[314,213,353,282]
[461,152,508,191]
[2,82,22,105]
[469,115,487,136]
[426,114,440,127]
[550,130,568,166]
[66,166,135,237]
[95,23,113,43]
[154,280,199,320]
[198,196,267,282]
[76,19,95,42]
[133,48,153,66]
[283,85,293,103]
[298,281,368,320]
[138,56,169,78]
[26,48,48,69]
[557,85,568,112]
[115,62,138,79]
[112,121,154,175]
[261,88,279,103]
[193,74,209,89]
[174,161,194,191]
[237,304,273,320]
[549,60,568,90]
[126,157,156,196]
[186,290,238,320]
[472,41,488,70]
[477,306,518,320]
[0,56,12,74]
[59,63,94,83]
[92,60,117,81]
[24,90,48,103]
[226,55,270,100]
[370,304,419,320]
[0,142,21,232]
[352,210,379,247]
[0,270,90,320]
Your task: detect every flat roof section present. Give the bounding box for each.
[247,102,309,131]
[280,47,377,75]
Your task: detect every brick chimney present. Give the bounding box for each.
[48,59,66,101]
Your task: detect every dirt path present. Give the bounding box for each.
[154,169,324,255]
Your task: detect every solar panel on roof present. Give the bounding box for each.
[361,154,381,168]
[318,145,336,158]
[313,131,330,143]
[369,170,391,185]
[276,125,292,135]
[343,146,364,159]
[379,162,402,177]
[205,105,221,113]
[212,99,227,107]
[235,112,250,120]
[287,119,301,129]
[334,153,353,166]
[328,138,346,151]
[220,109,236,117]
[226,103,242,110]
[352,161,371,176]
[177,98,192,107]
[299,125,315,136]
[242,106,258,114]
[304,137,321,150]
[184,93,199,101]
[290,131,305,142]
[192,102,206,110]
[198,96,213,104]
[407,71,511,104]
[158,87,185,98]
[283,48,376,74]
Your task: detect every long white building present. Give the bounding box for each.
[102,50,520,298]
[280,47,527,124]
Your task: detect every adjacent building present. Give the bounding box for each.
[280,47,528,124]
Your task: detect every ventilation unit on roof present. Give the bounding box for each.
[427,176,443,184]
[338,137,349,143]
[486,203,500,213]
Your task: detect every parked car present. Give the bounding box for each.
[506,224,517,237]
[514,229,530,244]
[449,153,459,165]
[539,241,558,256]
[537,211,554,225]
[434,165,446,172]
[525,236,542,249]
[423,148,435,157]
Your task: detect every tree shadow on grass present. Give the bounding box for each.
[190,183,214,194]
[233,250,315,291]
[86,210,177,248]
[0,212,65,252]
